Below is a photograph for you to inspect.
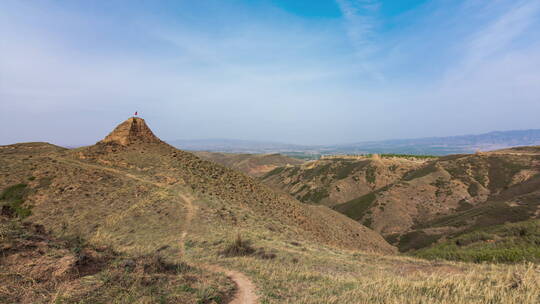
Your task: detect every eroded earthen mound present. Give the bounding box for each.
[100,117,162,146]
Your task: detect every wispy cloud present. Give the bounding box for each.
[335,0,380,53]
[0,1,363,145]
[1,0,540,145]
[456,0,540,77]
[335,0,383,80]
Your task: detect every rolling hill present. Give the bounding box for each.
[2,118,540,303]
[334,149,540,248]
[261,154,428,207]
[193,151,304,177]
[0,118,394,256]
[261,146,540,258]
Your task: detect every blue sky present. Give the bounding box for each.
[1,0,540,145]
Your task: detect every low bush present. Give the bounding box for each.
[0,184,32,218]
[365,165,377,184]
[413,220,540,263]
[220,234,256,257]
[455,232,494,247]
[220,234,276,260]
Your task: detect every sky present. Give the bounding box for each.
[1,0,540,146]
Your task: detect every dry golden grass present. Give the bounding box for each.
[0,218,235,304]
[183,203,540,304]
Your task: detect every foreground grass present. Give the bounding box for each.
[184,205,540,304]
[0,217,234,304]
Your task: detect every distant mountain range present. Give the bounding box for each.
[326,129,540,155]
[168,129,540,156]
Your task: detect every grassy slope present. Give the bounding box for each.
[2,143,540,303]
[186,222,540,304]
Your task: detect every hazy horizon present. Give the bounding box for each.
[2,0,540,146]
[169,127,540,146]
[9,125,540,149]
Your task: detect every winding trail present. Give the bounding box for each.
[60,158,259,304]
[178,193,259,304]
[177,193,195,257]
[201,265,259,304]
[57,158,164,187]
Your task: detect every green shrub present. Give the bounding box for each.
[365,165,377,184]
[362,217,373,228]
[467,182,480,197]
[0,184,28,202]
[0,184,32,218]
[384,233,401,245]
[431,178,449,188]
[197,287,222,304]
[413,220,540,263]
[454,232,494,246]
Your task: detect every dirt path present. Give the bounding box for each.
[60,157,259,304]
[177,194,259,304]
[58,158,165,187]
[201,265,259,304]
[178,193,196,257]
